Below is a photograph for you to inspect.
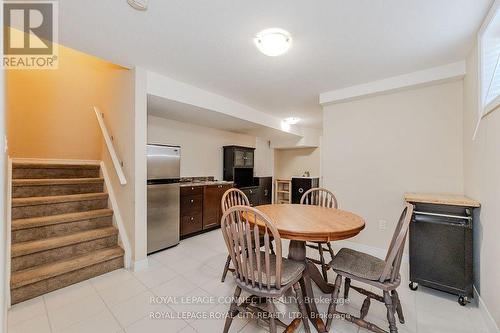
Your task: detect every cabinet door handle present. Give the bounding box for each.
[218,185,222,188]
[190,199,194,203]
[190,217,194,222]
[191,187,194,190]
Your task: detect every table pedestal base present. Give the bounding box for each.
[288,240,335,333]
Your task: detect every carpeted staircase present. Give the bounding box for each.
[10,162,124,304]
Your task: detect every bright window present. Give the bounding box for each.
[480,2,500,115]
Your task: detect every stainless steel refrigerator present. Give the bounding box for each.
[147,144,181,254]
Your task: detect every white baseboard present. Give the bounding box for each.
[332,240,409,263]
[132,258,149,272]
[474,286,500,333]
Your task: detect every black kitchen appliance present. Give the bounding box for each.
[233,168,253,188]
[408,202,475,306]
[291,177,319,203]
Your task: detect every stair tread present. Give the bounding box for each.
[12,193,108,207]
[13,178,104,186]
[12,162,100,170]
[12,227,118,257]
[11,246,124,289]
[12,209,113,231]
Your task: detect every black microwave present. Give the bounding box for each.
[233,168,254,188]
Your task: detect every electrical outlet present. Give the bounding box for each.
[378,220,387,231]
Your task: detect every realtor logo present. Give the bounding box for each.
[3,1,58,69]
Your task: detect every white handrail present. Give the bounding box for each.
[93,106,127,185]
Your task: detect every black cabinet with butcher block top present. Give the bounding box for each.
[405,193,480,306]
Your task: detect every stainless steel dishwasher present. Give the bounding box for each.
[147,144,181,253]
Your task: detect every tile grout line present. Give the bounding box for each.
[90,275,128,333]
[42,296,55,333]
[111,267,191,332]
[45,280,129,333]
[151,244,242,332]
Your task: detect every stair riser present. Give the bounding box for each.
[13,183,104,198]
[12,199,108,219]
[11,256,124,304]
[12,235,118,272]
[13,168,100,179]
[12,216,113,243]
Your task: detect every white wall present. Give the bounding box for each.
[254,137,274,177]
[463,44,500,329]
[133,68,148,268]
[98,66,135,266]
[148,116,260,179]
[322,81,464,249]
[274,148,321,179]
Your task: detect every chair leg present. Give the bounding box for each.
[317,242,328,282]
[344,277,351,300]
[326,274,342,331]
[326,241,335,260]
[392,290,405,324]
[221,255,232,283]
[267,298,277,333]
[293,282,311,333]
[383,291,398,333]
[223,286,241,333]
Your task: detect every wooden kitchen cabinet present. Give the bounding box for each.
[180,183,233,238]
[203,184,233,229]
[180,188,203,237]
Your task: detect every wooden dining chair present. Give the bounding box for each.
[326,203,414,333]
[221,205,310,333]
[300,187,338,282]
[220,188,273,282]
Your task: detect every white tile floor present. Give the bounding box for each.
[8,229,492,333]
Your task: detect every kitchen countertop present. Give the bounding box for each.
[404,193,480,207]
[180,181,233,187]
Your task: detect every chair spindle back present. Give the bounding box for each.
[379,203,414,282]
[220,206,282,290]
[300,187,338,209]
[221,188,250,213]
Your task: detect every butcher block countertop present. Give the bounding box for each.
[404,193,480,208]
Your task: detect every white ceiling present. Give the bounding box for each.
[147,95,301,141]
[59,0,492,128]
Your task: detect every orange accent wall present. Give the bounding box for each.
[7,44,129,160]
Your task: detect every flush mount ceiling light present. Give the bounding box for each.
[283,117,300,125]
[127,0,148,11]
[254,28,292,56]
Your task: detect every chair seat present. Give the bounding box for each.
[237,252,305,287]
[330,248,386,281]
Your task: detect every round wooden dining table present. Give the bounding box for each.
[253,204,365,333]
